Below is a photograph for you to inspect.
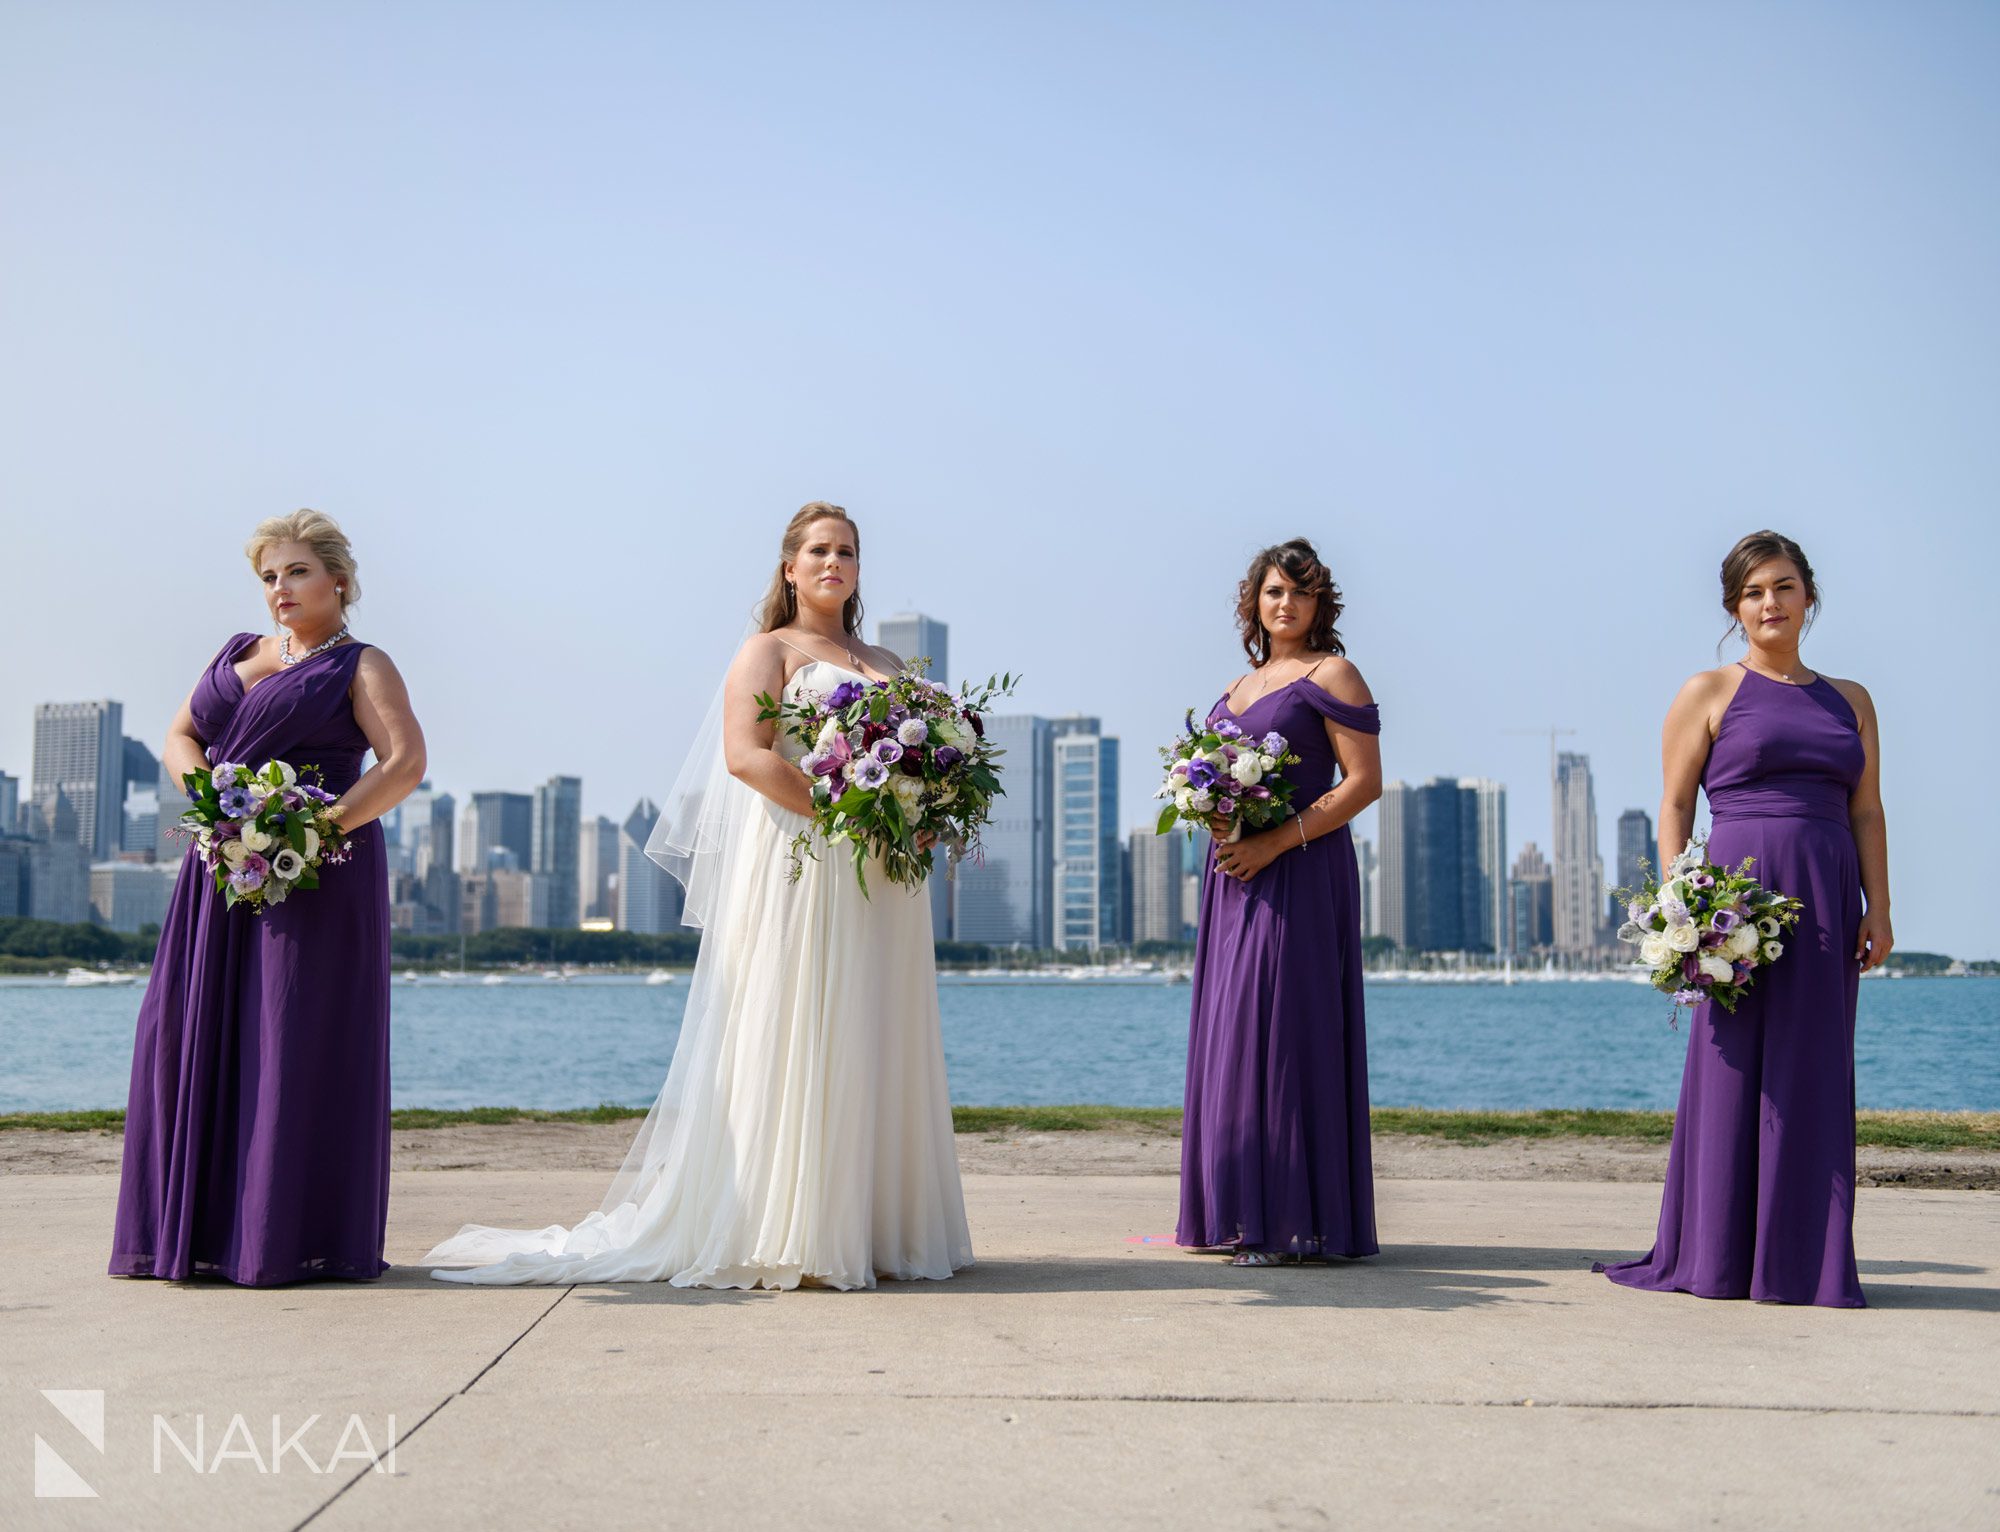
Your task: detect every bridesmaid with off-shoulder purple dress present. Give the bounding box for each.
[1177,539,1384,1267]
[1597,531,1892,1308]
[110,511,426,1286]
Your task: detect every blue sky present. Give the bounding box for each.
[2,3,1993,954]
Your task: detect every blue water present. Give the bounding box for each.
[3,975,1994,1114]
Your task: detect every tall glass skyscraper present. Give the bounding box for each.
[1378,776,1507,953]
[532,774,583,929]
[32,699,123,859]
[1053,718,1120,951]
[956,714,1053,948]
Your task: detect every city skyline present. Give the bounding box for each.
[3,7,1992,953]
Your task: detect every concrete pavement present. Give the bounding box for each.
[4,1168,1996,1530]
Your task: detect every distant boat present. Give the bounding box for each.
[400,971,422,984]
[645,969,678,985]
[540,970,566,982]
[480,973,510,986]
[64,967,135,988]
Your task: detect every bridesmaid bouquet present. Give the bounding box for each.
[175,759,353,912]
[758,662,1017,894]
[1615,836,1805,1015]
[1153,711,1303,840]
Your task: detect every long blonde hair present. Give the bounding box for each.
[757,502,863,633]
[244,509,361,610]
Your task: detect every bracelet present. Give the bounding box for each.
[1295,816,1308,849]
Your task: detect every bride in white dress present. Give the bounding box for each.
[425,503,973,1290]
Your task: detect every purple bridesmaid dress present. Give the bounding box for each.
[1176,677,1380,1258]
[110,634,391,1286]
[1599,666,1867,1307]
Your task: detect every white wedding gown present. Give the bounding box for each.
[425,659,974,1290]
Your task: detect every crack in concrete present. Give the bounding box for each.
[289,1284,576,1531]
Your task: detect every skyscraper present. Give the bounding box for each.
[1616,808,1655,900]
[579,813,621,922]
[1355,835,1378,938]
[0,770,19,836]
[955,714,1054,948]
[1553,752,1605,953]
[1510,842,1555,952]
[32,700,123,859]
[1053,718,1120,951]
[617,798,682,934]
[1376,782,1410,948]
[876,612,948,687]
[1468,778,1508,953]
[463,791,534,874]
[531,775,583,929]
[1376,777,1506,953]
[1127,827,1181,945]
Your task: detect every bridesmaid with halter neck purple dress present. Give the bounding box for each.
[1598,532,1892,1308]
[110,512,427,1286]
[1177,540,1384,1267]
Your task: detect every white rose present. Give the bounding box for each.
[1257,753,1278,773]
[1174,787,1196,813]
[1726,925,1760,960]
[1639,931,1673,968]
[221,840,250,869]
[1761,940,1784,962]
[1698,952,1733,983]
[892,775,924,809]
[1667,923,1701,953]
[271,848,305,881]
[260,760,298,789]
[1230,755,1264,788]
[240,824,274,854]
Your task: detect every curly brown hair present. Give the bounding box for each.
[1235,538,1345,664]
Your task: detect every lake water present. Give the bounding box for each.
[3,975,1994,1115]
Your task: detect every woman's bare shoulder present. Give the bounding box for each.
[1303,653,1373,707]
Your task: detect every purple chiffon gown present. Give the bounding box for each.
[110,634,391,1286]
[1177,677,1380,1258]
[1599,665,1867,1307]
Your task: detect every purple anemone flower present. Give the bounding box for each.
[853,756,890,790]
[1214,720,1244,741]
[934,745,963,770]
[1711,908,1741,932]
[826,681,865,710]
[872,738,904,766]
[218,787,254,818]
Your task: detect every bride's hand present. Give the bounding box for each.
[916,830,939,853]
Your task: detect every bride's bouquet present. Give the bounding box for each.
[1153,710,1304,841]
[1616,836,1804,1016]
[175,759,353,912]
[758,662,1017,893]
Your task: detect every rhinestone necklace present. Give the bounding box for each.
[282,624,351,666]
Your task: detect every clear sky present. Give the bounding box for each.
[2,3,1994,954]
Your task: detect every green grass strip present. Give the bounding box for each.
[5,1105,1996,1151]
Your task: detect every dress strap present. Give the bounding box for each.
[771,633,824,663]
